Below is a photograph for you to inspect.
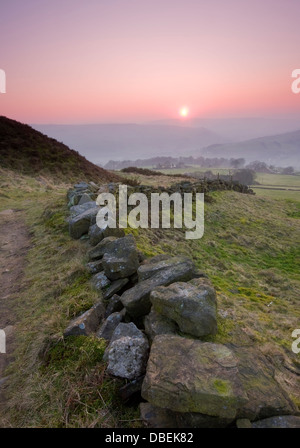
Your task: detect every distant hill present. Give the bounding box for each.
[200,129,300,167]
[149,116,300,141]
[0,116,120,183]
[32,123,228,165]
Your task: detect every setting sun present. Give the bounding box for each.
[179,107,189,118]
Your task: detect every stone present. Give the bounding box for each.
[141,335,248,419]
[119,376,144,402]
[110,322,145,342]
[87,236,118,261]
[86,260,103,275]
[64,300,105,337]
[144,308,178,342]
[252,416,300,428]
[78,193,94,205]
[102,234,140,280]
[175,412,234,428]
[68,206,99,239]
[74,182,90,190]
[101,225,126,240]
[106,335,149,380]
[140,254,170,266]
[150,278,217,337]
[91,271,111,291]
[88,223,105,246]
[96,312,123,341]
[138,256,196,282]
[103,322,145,361]
[88,224,126,247]
[104,294,124,318]
[236,419,252,428]
[69,201,97,217]
[234,346,297,421]
[140,403,178,428]
[120,258,200,318]
[102,278,129,300]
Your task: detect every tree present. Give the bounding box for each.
[281,166,294,175]
[230,158,245,169]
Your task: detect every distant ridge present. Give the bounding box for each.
[0,116,120,183]
[200,129,300,167]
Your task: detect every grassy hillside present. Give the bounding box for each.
[0,168,299,427]
[0,116,120,183]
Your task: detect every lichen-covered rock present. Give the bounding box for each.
[88,236,118,261]
[69,206,99,239]
[106,335,149,380]
[234,346,297,420]
[88,223,126,247]
[140,403,178,428]
[88,223,105,246]
[140,402,233,428]
[104,294,124,318]
[91,271,111,291]
[144,308,178,342]
[78,193,94,205]
[102,277,129,300]
[103,322,145,361]
[142,335,248,419]
[138,256,204,282]
[137,255,179,281]
[102,234,140,280]
[69,201,97,217]
[252,416,300,428]
[120,258,201,318]
[150,278,217,337]
[96,312,123,341]
[63,300,105,337]
[86,259,103,275]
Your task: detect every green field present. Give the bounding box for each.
[154,166,300,202]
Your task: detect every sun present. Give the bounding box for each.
[179,106,189,118]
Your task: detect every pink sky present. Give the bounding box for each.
[0,0,300,124]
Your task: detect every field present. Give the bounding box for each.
[148,166,300,202]
[0,167,299,427]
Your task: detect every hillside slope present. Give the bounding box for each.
[0,116,120,183]
[201,129,300,167]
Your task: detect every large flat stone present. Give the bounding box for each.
[234,346,298,421]
[141,335,248,419]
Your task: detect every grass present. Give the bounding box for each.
[129,185,300,407]
[0,169,140,428]
[0,167,299,426]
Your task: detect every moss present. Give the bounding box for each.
[213,379,231,395]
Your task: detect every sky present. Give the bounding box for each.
[0,0,300,124]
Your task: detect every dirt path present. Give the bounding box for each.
[0,209,30,406]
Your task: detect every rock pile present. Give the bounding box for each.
[64,182,298,428]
